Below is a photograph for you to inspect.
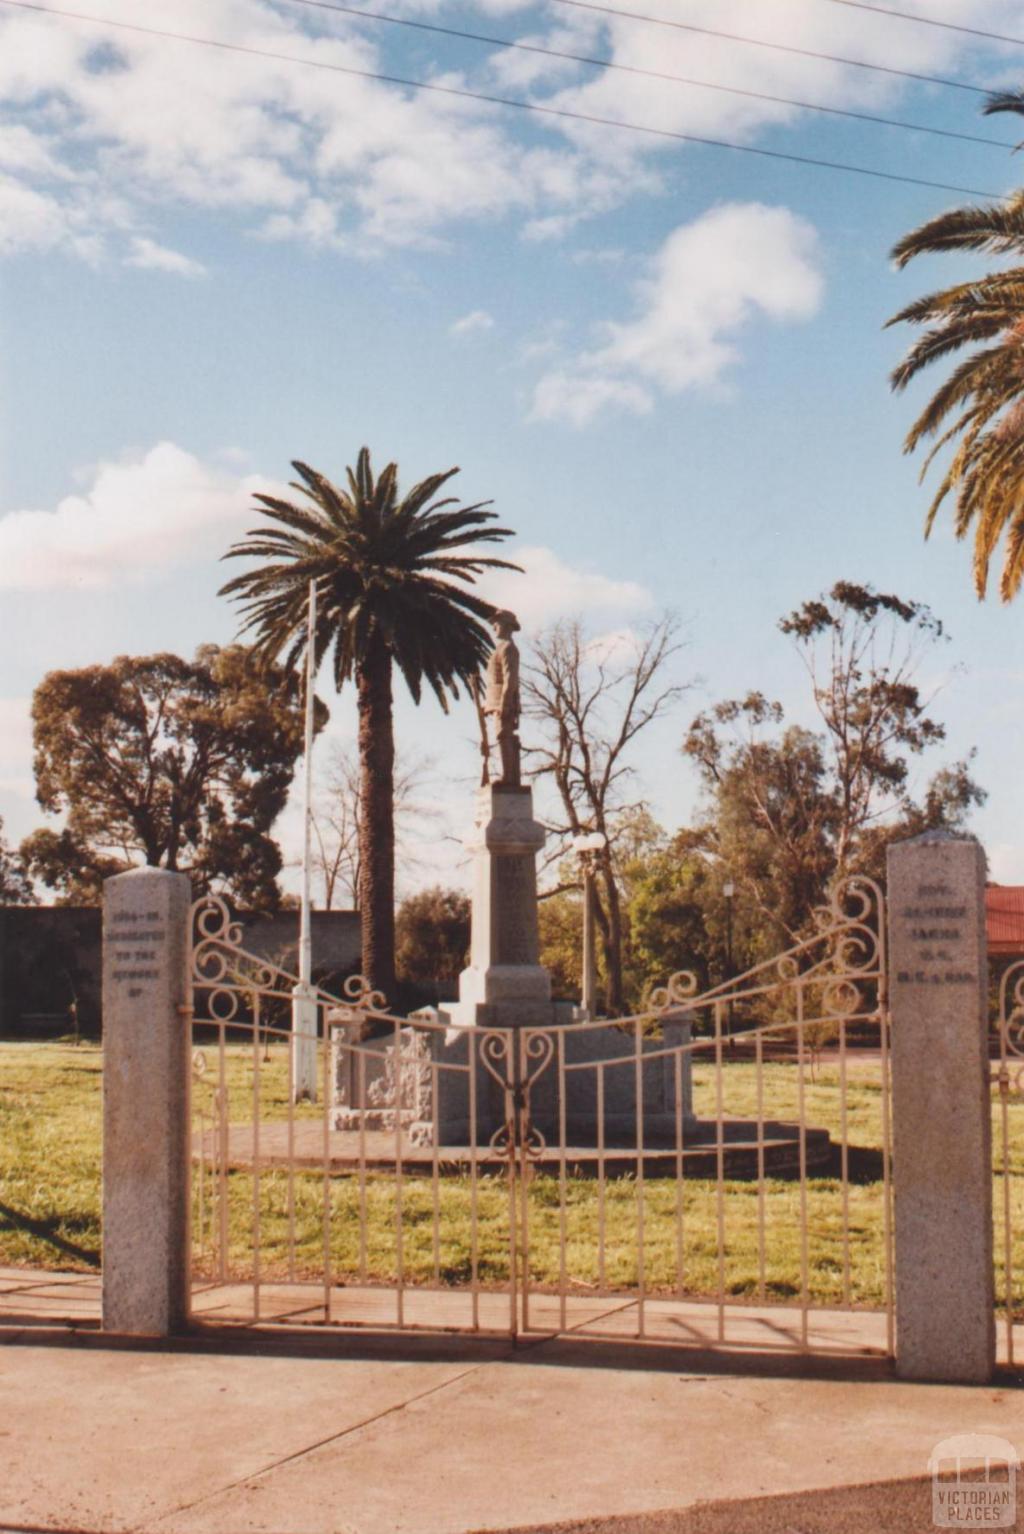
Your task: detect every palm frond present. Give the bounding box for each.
[984,90,1024,122]
[220,445,518,696]
[890,193,1024,269]
[887,133,1024,602]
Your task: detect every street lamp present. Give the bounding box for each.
[723,880,735,1042]
[571,831,606,1019]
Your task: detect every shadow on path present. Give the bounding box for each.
[0,1313,914,1386]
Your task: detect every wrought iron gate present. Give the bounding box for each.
[188,878,893,1356]
[994,962,1024,1366]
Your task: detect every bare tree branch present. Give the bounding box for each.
[524,614,690,1013]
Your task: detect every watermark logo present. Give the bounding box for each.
[930,1433,1019,1527]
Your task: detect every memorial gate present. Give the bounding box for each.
[100,832,1010,1383]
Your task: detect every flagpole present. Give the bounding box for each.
[292,578,318,1101]
[299,577,316,991]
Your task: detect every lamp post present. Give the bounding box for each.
[571,831,606,1019]
[723,880,735,1043]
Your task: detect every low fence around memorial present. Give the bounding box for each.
[187,880,894,1356]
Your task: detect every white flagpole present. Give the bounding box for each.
[292,578,318,1101]
[299,577,316,990]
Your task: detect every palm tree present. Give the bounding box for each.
[221,448,518,999]
[887,91,1024,601]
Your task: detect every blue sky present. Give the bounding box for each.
[3,0,1024,897]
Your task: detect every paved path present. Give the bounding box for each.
[192,1118,830,1176]
[2,1266,1024,1533]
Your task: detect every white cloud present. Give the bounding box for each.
[0,123,70,178]
[0,442,272,591]
[0,0,611,259]
[126,236,207,278]
[450,309,495,336]
[540,0,1021,159]
[584,627,653,667]
[481,544,653,628]
[530,370,653,426]
[0,0,1013,263]
[530,203,824,425]
[0,450,657,631]
[0,171,89,258]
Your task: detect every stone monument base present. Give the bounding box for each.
[330,1006,695,1148]
[330,754,695,1150]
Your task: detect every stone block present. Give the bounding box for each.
[450,784,550,1029]
[888,832,994,1383]
[102,867,191,1336]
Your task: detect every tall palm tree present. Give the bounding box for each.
[221,448,519,999]
[888,91,1024,601]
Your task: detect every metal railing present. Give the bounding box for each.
[188,879,893,1356]
[995,961,1024,1367]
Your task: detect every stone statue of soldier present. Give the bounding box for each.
[482,609,522,787]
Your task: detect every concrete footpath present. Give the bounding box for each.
[2,1268,1024,1534]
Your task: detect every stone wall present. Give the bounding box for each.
[0,902,361,1037]
[0,906,101,1036]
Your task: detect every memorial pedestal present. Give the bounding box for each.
[446,783,550,1030]
[330,781,695,1147]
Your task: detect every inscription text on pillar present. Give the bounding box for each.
[895,880,975,989]
[111,907,168,997]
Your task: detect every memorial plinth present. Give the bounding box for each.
[446,783,551,1029]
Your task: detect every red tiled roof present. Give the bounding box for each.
[986,886,1024,954]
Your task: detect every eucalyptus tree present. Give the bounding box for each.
[684,583,983,950]
[221,448,517,998]
[888,91,1024,600]
[22,646,316,909]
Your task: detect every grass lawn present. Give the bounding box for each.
[3,1039,1024,1314]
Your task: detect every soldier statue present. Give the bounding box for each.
[480,609,522,788]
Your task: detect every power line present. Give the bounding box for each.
[821,0,1024,50]
[0,0,1004,199]
[546,0,990,95]
[279,0,1013,151]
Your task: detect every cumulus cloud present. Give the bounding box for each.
[0,171,101,260]
[531,370,654,426]
[0,446,657,651]
[0,0,610,260]
[450,308,495,336]
[0,442,272,591]
[126,236,207,277]
[0,0,1014,264]
[480,544,653,628]
[539,0,1020,158]
[530,202,824,425]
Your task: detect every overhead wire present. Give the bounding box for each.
[545,0,990,95]
[278,0,1014,152]
[0,0,1006,200]
[820,0,1024,50]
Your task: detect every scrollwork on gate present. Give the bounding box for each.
[340,972,389,1013]
[643,873,886,1027]
[189,893,392,1023]
[478,1028,552,1164]
[997,960,1024,1097]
